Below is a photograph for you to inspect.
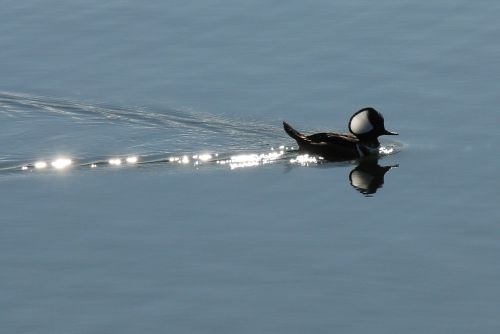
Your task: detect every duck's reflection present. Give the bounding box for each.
[348,158,398,195]
[287,153,397,195]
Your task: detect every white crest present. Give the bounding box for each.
[350,110,373,135]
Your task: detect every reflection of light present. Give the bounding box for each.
[90,164,97,168]
[21,166,28,171]
[52,158,72,169]
[109,158,122,166]
[379,146,394,155]
[168,156,190,164]
[34,161,47,169]
[229,154,260,169]
[290,154,320,166]
[126,156,138,164]
[228,151,284,169]
[192,154,211,163]
[198,154,212,162]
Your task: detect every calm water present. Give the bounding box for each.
[1,1,499,333]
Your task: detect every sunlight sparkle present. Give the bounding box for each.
[34,161,47,169]
[126,156,138,164]
[51,158,72,169]
[109,158,122,166]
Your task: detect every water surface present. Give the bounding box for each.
[1,1,499,333]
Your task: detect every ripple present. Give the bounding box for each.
[0,92,403,178]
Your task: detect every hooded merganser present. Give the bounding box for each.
[283,107,398,161]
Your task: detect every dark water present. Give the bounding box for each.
[1,1,499,333]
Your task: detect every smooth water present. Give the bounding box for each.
[1,1,499,333]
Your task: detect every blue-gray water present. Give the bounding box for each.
[1,1,499,333]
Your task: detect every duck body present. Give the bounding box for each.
[283,107,397,161]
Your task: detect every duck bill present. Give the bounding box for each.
[382,129,398,136]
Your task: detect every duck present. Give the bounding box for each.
[283,107,398,161]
